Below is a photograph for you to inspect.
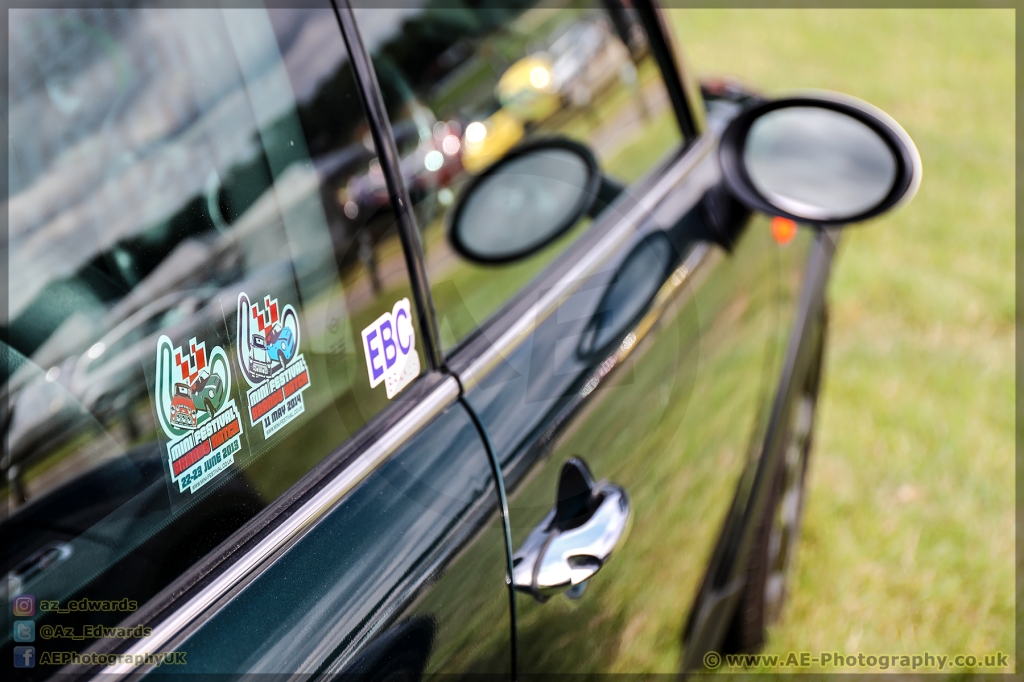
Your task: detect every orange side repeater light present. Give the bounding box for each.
[771,216,798,245]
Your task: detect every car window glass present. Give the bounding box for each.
[353,1,683,353]
[4,5,423,668]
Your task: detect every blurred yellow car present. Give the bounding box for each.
[495,55,561,122]
[461,55,560,174]
[461,108,526,174]
[463,19,631,175]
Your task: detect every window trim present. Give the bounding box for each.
[334,0,444,372]
[635,0,708,139]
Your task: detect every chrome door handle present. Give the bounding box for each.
[512,458,631,601]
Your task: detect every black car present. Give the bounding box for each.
[2,2,919,679]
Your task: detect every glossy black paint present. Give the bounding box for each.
[1,444,262,681]
[59,373,457,678]
[451,140,753,674]
[459,395,519,678]
[454,193,718,474]
[470,164,814,673]
[574,231,677,362]
[682,230,836,669]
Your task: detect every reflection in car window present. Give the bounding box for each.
[3,6,423,669]
[354,1,683,352]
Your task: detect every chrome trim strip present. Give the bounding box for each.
[95,376,462,679]
[459,134,716,392]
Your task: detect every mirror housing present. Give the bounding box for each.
[448,137,601,264]
[718,92,921,227]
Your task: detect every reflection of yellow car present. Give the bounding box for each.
[461,55,559,174]
[461,108,525,174]
[463,20,632,175]
[495,55,561,122]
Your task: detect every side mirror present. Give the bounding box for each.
[448,138,601,264]
[718,92,922,226]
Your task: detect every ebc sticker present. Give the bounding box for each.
[361,298,419,399]
[155,335,242,494]
[237,292,311,439]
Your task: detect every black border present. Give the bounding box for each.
[1,2,1016,680]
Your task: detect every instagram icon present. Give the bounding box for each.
[12,595,34,617]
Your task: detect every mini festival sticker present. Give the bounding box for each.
[236,292,311,438]
[155,335,243,494]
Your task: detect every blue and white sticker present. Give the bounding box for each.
[361,298,419,399]
[237,292,311,438]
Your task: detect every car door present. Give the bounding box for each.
[3,5,512,680]
[489,194,815,676]
[343,0,811,674]
[454,124,814,676]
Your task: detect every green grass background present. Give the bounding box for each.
[667,8,1014,671]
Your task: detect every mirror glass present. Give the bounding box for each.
[744,106,897,221]
[452,148,594,261]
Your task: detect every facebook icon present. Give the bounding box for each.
[13,646,35,668]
